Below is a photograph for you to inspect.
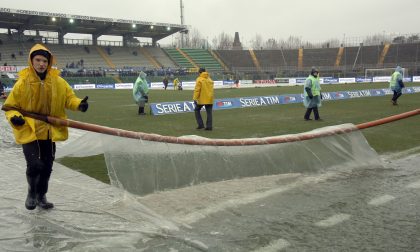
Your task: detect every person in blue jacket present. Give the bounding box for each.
[303,67,322,120]
[390,66,405,105]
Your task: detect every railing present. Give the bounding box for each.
[3,30,419,50]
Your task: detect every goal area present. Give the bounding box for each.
[365,67,407,78]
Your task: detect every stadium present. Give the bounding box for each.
[1,7,420,86]
[1,4,420,251]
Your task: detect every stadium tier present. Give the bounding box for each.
[181,48,224,71]
[163,48,196,69]
[1,34,419,83]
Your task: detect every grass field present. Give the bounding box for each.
[58,82,420,183]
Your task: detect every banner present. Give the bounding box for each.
[96,84,115,89]
[356,77,373,83]
[403,77,412,82]
[73,84,96,90]
[150,82,172,89]
[323,78,340,84]
[339,78,356,84]
[373,76,391,82]
[255,80,276,84]
[0,66,17,72]
[274,78,289,84]
[1,8,186,29]
[149,80,224,90]
[150,87,420,115]
[240,80,253,84]
[295,78,307,84]
[114,83,133,89]
[223,80,235,85]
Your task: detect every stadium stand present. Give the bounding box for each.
[181,48,224,71]
[340,46,360,69]
[216,50,255,69]
[1,8,419,82]
[46,44,105,69]
[99,46,155,69]
[302,48,337,68]
[0,35,27,66]
[143,47,176,68]
[253,50,289,68]
[164,48,196,69]
[358,45,382,66]
[383,43,420,66]
[1,35,419,82]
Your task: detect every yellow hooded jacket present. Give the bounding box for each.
[4,44,83,144]
[193,72,214,105]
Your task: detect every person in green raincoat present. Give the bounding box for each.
[390,66,405,105]
[303,67,322,121]
[133,71,149,115]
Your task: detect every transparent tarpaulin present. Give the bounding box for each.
[1,104,390,251]
[56,124,381,196]
[0,110,179,251]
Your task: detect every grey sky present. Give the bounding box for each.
[1,0,419,45]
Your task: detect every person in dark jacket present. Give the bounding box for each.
[163,76,169,90]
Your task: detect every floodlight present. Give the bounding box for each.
[69,19,74,24]
[132,24,136,28]
[51,17,56,22]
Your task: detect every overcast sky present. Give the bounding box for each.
[1,0,419,46]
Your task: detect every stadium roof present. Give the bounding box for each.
[0,7,188,41]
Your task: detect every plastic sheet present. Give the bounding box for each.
[56,124,381,196]
[4,103,404,251]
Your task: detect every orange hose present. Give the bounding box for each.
[2,105,419,146]
[356,108,420,129]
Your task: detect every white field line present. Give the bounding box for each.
[368,194,396,206]
[406,179,420,189]
[315,213,351,227]
[252,238,290,252]
[177,172,338,224]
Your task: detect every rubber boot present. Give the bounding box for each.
[313,107,321,120]
[25,175,37,210]
[139,107,146,115]
[36,174,54,209]
[394,93,402,105]
[37,195,54,209]
[304,108,313,120]
[195,109,204,129]
[391,92,398,105]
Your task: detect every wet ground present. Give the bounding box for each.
[1,111,419,251]
[137,153,420,251]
